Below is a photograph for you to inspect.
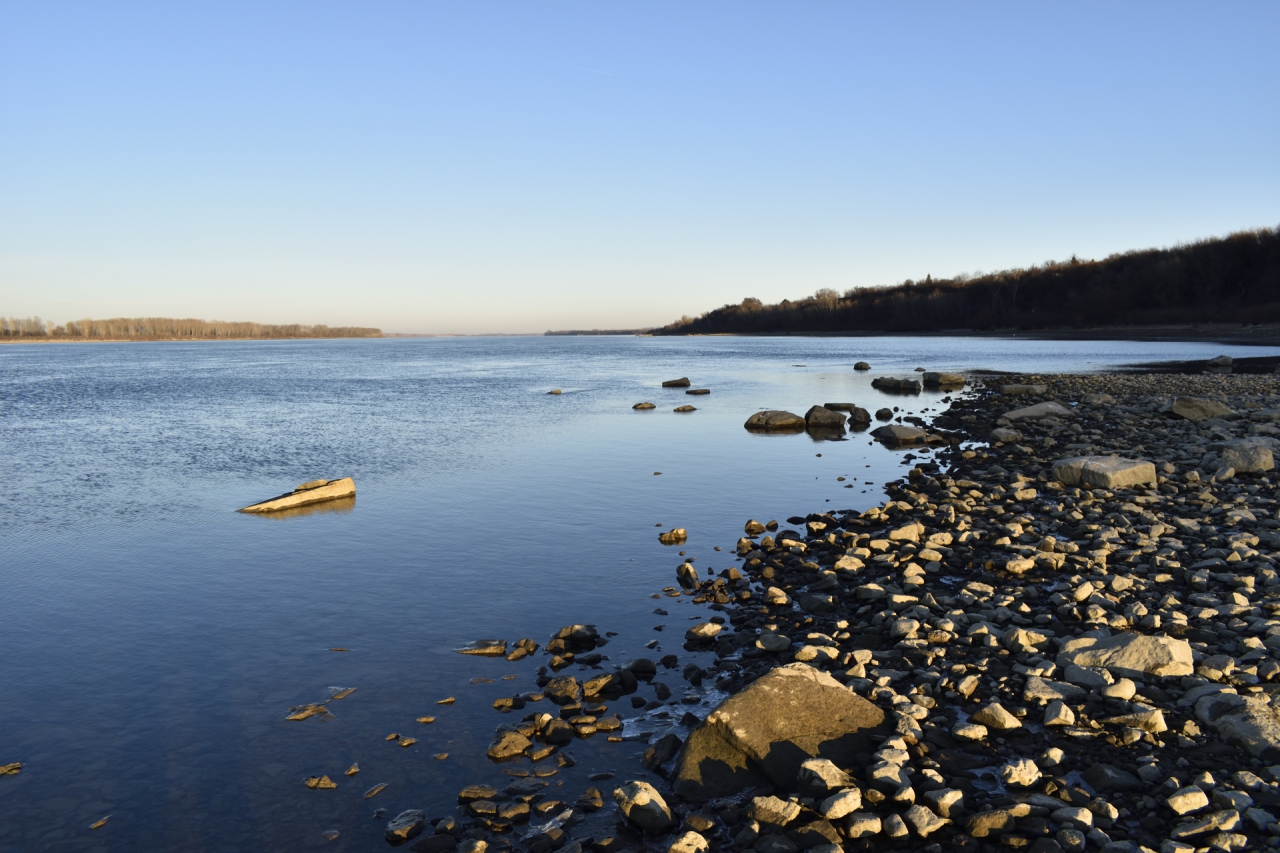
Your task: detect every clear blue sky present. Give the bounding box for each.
[2,3,1277,334]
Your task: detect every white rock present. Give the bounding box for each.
[971,702,1022,730]
[843,813,882,838]
[1167,787,1209,816]
[1044,700,1076,726]
[819,789,863,820]
[903,804,949,837]
[1001,758,1042,787]
[922,788,964,819]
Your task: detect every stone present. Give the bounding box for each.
[1051,456,1156,489]
[672,663,886,800]
[543,677,582,704]
[1083,763,1141,793]
[904,804,949,837]
[872,377,922,393]
[750,795,802,826]
[386,810,426,844]
[875,407,893,420]
[922,372,966,389]
[966,809,1020,838]
[1082,393,1115,405]
[922,788,964,819]
[745,411,807,431]
[871,424,929,446]
[674,405,697,412]
[971,702,1022,730]
[667,832,709,853]
[882,813,908,838]
[752,836,799,853]
[844,813,881,838]
[240,476,356,513]
[1044,701,1076,727]
[1053,807,1093,829]
[1004,401,1072,420]
[745,519,767,535]
[487,726,532,760]
[613,781,676,834]
[1209,696,1280,760]
[796,758,851,797]
[764,587,790,606]
[952,723,988,741]
[1024,677,1087,704]
[1057,632,1194,679]
[1165,396,1235,421]
[1100,679,1137,701]
[1214,439,1275,474]
[685,623,722,642]
[854,361,871,370]
[991,427,1024,443]
[662,378,691,388]
[456,639,508,657]
[819,789,863,820]
[1167,787,1210,815]
[1003,384,1048,396]
[633,402,656,409]
[1002,758,1042,787]
[805,406,847,429]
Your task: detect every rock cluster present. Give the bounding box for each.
[385,371,1280,853]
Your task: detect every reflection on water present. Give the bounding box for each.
[1,335,1276,851]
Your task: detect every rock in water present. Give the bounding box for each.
[487,726,532,761]
[804,406,847,429]
[658,528,688,545]
[673,405,697,412]
[456,639,508,657]
[662,377,691,388]
[612,780,675,834]
[870,424,929,446]
[1051,456,1156,488]
[672,662,885,800]
[922,372,965,389]
[871,377,921,394]
[633,402,656,410]
[239,477,356,513]
[1056,632,1194,679]
[744,410,806,432]
[385,810,425,843]
[853,361,870,370]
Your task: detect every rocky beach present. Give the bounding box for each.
[396,368,1280,853]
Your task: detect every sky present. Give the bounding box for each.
[1,3,1278,335]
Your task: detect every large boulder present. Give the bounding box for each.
[853,361,871,371]
[871,377,921,394]
[1205,695,1280,760]
[805,406,847,429]
[1002,384,1047,396]
[1056,632,1194,679]
[871,424,929,446]
[662,378,691,388]
[1211,438,1277,474]
[922,372,965,390]
[672,663,886,801]
[745,411,807,432]
[1004,401,1072,421]
[1051,456,1156,489]
[1164,396,1236,421]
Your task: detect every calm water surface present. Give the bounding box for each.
[1,335,1274,851]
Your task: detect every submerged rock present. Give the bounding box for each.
[456,639,508,657]
[239,477,356,513]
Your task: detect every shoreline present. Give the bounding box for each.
[420,370,1280,853]
[654,323,1280,347]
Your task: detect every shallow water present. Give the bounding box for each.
[0,335,1273,851]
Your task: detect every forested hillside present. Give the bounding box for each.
[658,227,1280,335]
[0,317,382,341]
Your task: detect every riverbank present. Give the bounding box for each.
[421,371,1280,853]
[663,324,1280,348]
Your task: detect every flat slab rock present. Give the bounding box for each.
[1056,631,1194,679]
[1051,455,1156,489]
[672,663,885,801]
[870,424,931,446]
[1003,401,1072,421]
[239,477,356,513]
[1165,395,1236,421]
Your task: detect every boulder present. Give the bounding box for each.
[822,403,857,412]
[1208,696,1280,760]
[848,407,871,424]
[674,405,697,412]
[613,781,675,834]
[796,758,851,797]
[853,362,871,371]
[1165,396,1236,421]
[805,406,847,429]
[672,663,886,800]
[745,411,807,432]
[1207,355,1233,367]
[456,639,508,657]
[871,377,921,394]
[1051,456,1156,489]
[633,402,657,410]
[487,726,532,761]
[686,388,710,395]
[662,378,692,388]
[922,372,965,390]
[1002,384,1047,396]
[874,408,893,421]
[239,477,356,513]
[1004,401,1072,420]
[871,424,929,446]
[1056,632,1194,679]
[386,810,427,844]
[991,427,1023,444]
[1212,439,1275,474]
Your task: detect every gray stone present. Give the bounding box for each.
[1051,455,1156,488]
[818,789,862,820]
[386,810,427,843]
[1166,396,1235,421]
[922,372,965,389]
[971,702,1022,730]
[1004,401,1072,420]
[903,804,949,837]
[843,813,881,838]
[1210,696,1280,760]
[673,663,886,800]
[991,427,1024,443]
[1003,384,1048,396]
[1057,632,1194,679]
[613,781,676,834]
[749,795,802,827]
[745,410,806,431]
[796,758,851,797]
[1083,763,1141,793]
[1167,786,1210,815]
[805,406,847,429]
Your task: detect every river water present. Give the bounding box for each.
[1,335,1273,851]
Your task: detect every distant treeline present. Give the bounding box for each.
[657,226,1280,335]
[0,316,382,341]
[545,328,653,336]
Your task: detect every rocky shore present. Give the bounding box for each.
[387,371,1280,853]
